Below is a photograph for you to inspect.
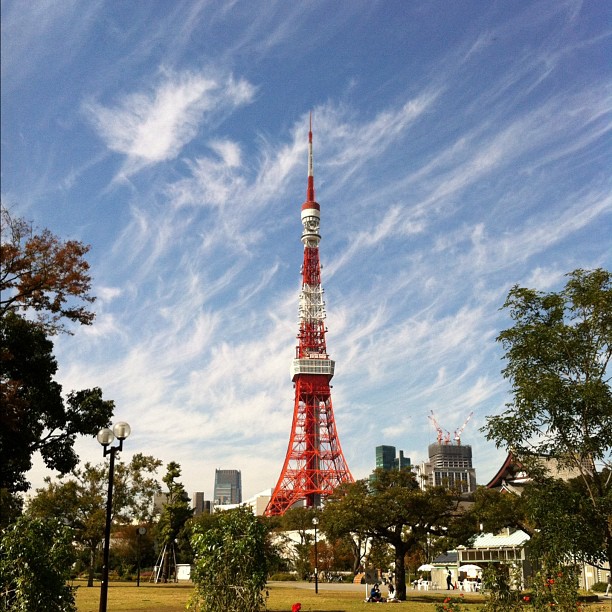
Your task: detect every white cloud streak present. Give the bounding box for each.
[83,70,255,177]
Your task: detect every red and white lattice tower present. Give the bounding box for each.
[265,117,353,516]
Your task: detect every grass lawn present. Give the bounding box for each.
[74,581,608,611]
[74,580,484,611]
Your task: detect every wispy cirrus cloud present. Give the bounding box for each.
[83,69,255,178]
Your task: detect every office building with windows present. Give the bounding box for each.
[417,443,476,493]
[214,469,242,505]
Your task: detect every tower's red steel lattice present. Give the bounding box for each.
[265,118,353,516]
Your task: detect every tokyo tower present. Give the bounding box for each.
[265,117,353,516]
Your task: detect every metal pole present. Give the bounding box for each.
[136,530,141,587]
[314,522,318,594]
[99,446,116,612]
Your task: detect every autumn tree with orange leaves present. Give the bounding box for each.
[0,205,95,334]
[1,206,113,516]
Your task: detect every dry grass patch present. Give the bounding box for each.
[74,581,191,612]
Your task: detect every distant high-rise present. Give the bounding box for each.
[375,445,411,471]
[394,449,410,470]
[417,443,476,493]
[376,445,397,470]
[153,492,168,514]
[192,491,211,516]
[214,469,242,505]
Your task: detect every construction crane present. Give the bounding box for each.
[428,410,451,445]
[454,411,474,445]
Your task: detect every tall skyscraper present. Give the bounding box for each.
[265,118,353,515]
[214,469,242,505]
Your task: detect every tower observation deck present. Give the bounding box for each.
[265,117,353,515]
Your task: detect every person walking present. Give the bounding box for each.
[446,569,453,590]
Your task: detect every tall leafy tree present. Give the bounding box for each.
[0,205,94,334]
[1,207,110,503]
[191,506,269,612]
[485,268,612,569]
[0,312,114,493]
[323,468,459,601]
[0,515,76,611]
[27,454,161,587]
[274,507,316,578]
[157,462,192,580]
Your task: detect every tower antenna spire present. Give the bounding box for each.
[307,111,315,203]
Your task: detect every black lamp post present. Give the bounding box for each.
[136,526,146,587]
[97,422,131,612]
[312,516,319,594]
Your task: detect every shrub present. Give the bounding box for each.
[590,581,607,593]
[0,516,76,612]
[190,507,268,612]
[434,595,467,612]
[269,572,298,581]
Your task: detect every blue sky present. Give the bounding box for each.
[2,0,611,501]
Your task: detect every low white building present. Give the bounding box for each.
[213,488,272,515]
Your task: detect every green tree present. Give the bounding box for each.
[190,506,268,612]
[323,468,459,601]
[274,507,316,578]
[0,487,23,530]
[27,454,161,587]
[450,486,531,544]
[1,206,107,507]
[485,268,612,570]
[0,515,76,611]
[0,312,114,494]
[0,205,94,334]
[157,462,192,580]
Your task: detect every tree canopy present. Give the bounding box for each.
[0,312,114,492]
[485,268,612,569]
[27,454,161,587]
[323,468,460,600]
[1,207,112,497]
[1,205,94,335]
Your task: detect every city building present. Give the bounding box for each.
[213,489,273,516]
[375,445,411,471]
[416,443,477,494]
[376,445,396,470]
[192,491,211,516]
[214,469,242,505]
[153,492,168,514]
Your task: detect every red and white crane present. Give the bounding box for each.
[428,410,451,445]
[454,411,474,445]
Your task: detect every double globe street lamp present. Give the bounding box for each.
[97,422,131,612]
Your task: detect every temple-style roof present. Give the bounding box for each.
[486,452,586,491]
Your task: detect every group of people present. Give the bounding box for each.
[368,581,398,603]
